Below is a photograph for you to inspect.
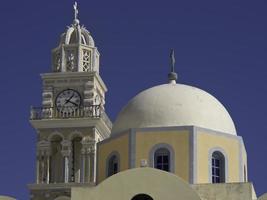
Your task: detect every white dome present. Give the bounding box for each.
[112,83,236,135]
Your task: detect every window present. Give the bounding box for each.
[154,148,170,172]
[212,151,225,183]
[107,154,119,177]
[131,194,153,200]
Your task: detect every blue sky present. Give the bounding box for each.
[0,0,266,199]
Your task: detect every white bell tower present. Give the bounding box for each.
[28,2,112,200]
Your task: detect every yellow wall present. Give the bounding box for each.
[97,132,130,183]
[97,128,246,185]
[135,130,190,182]
[196,131,241,183]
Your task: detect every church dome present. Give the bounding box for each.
[112,83,237,135]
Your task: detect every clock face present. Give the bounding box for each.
[55,89,81,114]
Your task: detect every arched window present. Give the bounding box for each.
[131,194,153,200]
[211,151,225,183]
[107,154,119,177]
[154,148,170,172]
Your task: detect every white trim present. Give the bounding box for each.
[105,151,120,177]
[48,131,64,141]
[208,147,228,183]
[149,143,175,173]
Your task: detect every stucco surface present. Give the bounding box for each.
[112,83,236,135]
[72,168,201,200]
[192,182,257,200]
[0,196,16,200]
[258,193,267,200]
[196,131,241,183]
[135,130,190,181]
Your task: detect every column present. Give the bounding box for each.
[81,137,91,183]
[37,140,51,184]
[36,155,40,184]
[82,146,90,183]
[80,149,86,183]
[61,140,71,183]
[46,154,50,184]
[89,145,96,183]
[64,156,69,183]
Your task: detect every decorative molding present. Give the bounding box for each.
[129,129,136,168]
[149,143,175,173]
[208,147,229,183]
[48,131,64,141]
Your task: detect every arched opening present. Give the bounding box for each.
[54,196,70,200]
[71,136,82,182]
[69,31,78,44]
[211,151,225,183]
[107,154,119,177]
[154,148,170,172]
[81,34,87,45]
[50,135,63,183]
[131,194,153,200]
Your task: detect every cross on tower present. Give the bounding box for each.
[73,1,79,20]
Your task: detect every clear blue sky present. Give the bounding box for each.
[0,0,266,199]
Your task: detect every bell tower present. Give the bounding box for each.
[28,2,112,200]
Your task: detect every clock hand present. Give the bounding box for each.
[68,100,78,107]
[65,93,74,103]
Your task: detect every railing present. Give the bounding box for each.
[30,105,113,129]
[30,105,101,120]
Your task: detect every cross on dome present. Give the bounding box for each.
[168,49,178,84]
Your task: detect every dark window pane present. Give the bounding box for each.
[163,165,169,171]
[163,155,169,163]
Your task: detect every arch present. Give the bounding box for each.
[65,27,75,44]
[106,151,120,177]
[54,196,70,200]
[81,34,87,45]
[68,130,83,141]
[48,131,64,142]
[149,143,175,173]
[131,194,153,200]
[208,147,228,183]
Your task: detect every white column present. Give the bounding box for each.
[64,156,69,183]
[89,146,96,183]
[36,155,40,184]
[81,143,90,183]
[61,140,71,183]
[84,152,90,183]
[81,150,86,183]
[46,155,50,184]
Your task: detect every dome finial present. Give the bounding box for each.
[168,49,178,84]
[73,1,80,25]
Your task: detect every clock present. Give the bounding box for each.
[55,89,81,114]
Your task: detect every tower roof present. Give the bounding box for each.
[58,2,95,47]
